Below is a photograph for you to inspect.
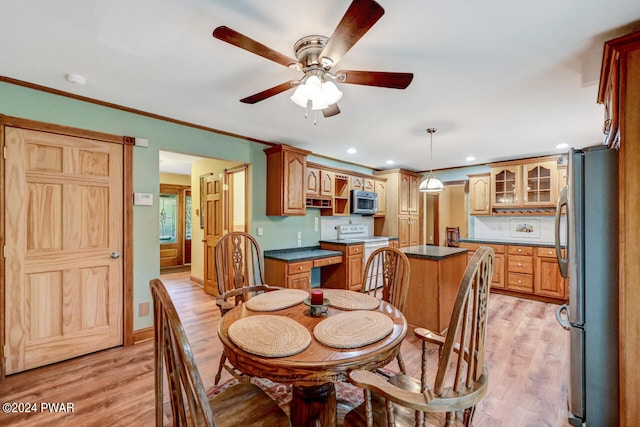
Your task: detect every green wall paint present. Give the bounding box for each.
[0,81,369,331]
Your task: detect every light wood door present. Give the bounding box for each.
[203,174,224,295]
[4,127,123,374]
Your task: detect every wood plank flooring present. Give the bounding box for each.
[0,272,571,426]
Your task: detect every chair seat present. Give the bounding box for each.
[210,381,290,426]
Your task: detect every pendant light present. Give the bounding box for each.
[419,128,445,192]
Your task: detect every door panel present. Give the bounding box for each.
[203,175,224,295]
[4,127,123,374]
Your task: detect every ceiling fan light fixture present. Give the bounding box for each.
[419,127,444,193]
[322,80,342,105]
[290,84,309,108]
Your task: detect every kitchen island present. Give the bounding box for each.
[401,245,468,333]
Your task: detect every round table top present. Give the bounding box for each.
[217,291,408,385]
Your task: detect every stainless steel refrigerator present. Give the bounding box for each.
[554,145,619,426]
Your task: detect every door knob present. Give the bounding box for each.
[111,252,120,259]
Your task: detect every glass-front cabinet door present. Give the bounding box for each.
[491,165,521,207]
[523,160,557,207]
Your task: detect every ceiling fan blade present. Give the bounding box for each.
[213,26,300,69]
[322,104,341,118]
[336,70,414,89]
[320,0,385,66]
[240,81,297,104]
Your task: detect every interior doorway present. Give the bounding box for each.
[159,151,248,286]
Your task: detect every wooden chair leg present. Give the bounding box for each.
[214,353,226,385]
[446,411,455,425]
[463,406,476,426]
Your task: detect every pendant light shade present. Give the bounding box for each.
[419,128,444,193]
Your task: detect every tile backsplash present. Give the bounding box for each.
[472,215,566,245]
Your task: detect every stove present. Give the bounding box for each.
[335,224,390,255]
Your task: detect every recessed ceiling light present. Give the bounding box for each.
[465,156,476,162]
[65,73,86,85]
[386,160,394,165]
[556,143,569,149]
[347,148,357,154]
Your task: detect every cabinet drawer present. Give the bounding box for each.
[459,243,506,254]
[508,245,534,256]
[508,255,533,274]
[313,256,343,267]
[347,245,364,256]
[536,247,558,258]
[287,261,313,274]
[508,273,534,293]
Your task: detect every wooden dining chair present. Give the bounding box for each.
[344,246,494,427]
[213,231,281,384]
[445,227,460,248]
[150,278,290,427]
[361,246,411,375]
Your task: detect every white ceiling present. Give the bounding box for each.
[159,150,205,175]
[2,1,639,171]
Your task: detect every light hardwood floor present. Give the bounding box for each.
[0,272,571,426]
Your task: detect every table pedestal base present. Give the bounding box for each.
[291,383,337,427]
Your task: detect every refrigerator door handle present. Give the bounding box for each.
[555,186,569,278]
[556,304,571,330]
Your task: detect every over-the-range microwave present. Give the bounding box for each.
[351,190,378,215]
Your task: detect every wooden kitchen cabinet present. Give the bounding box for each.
[320,243,364,291]
[373,179,386,217]
[374,169,421,247]
[459,242,505,289]
[265,255,343,291]
[535,247,567,299]
[306,167,333,197]
[351,176,374,192]
[468,173,491,215]
[489,156,560,212]
[264,144,310,216]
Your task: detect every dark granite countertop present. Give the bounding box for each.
[264,246,343,262]
[401,245,468,260]
[459,238,558,248]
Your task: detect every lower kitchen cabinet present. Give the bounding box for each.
[459,241,566,302]
[320,243,364,291]
[535,247,567,299]
[460,242,505,289]
[265,255,343,291]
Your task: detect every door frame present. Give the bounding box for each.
[0,115,134,379]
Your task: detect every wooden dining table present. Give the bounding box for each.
[217,291,408,427]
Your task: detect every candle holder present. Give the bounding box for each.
[303,298,330,316]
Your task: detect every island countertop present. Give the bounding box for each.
[401,245,468,260]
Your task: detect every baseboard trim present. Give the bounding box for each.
[133,326,154,343]
[190,276,204,286]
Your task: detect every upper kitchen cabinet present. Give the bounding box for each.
[489,156,559,213]
[264,144,310,216]
[351,176,374,192]
[306,166,334,197]
[468,173,491,215]
[399,172,420,215]
[373,179,386,217]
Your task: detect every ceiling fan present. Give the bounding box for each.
[212,0,413,118]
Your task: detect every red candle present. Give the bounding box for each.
[310,289,324,305]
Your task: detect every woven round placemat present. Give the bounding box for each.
[322,289,381,311]
[313,311,394,349]
[228,315,311,357]
[244,289,309,312]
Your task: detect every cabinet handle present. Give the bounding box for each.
[548,250,553,255]
[518,280,523,284]
[517,248,522,253]
[518,263,523,267]
[298,266,303,270]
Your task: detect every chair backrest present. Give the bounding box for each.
[150,278,215,426]
[215,232,265,296]
[432,246,494,397]
[361,247,411,313]
[445,227,460,247]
